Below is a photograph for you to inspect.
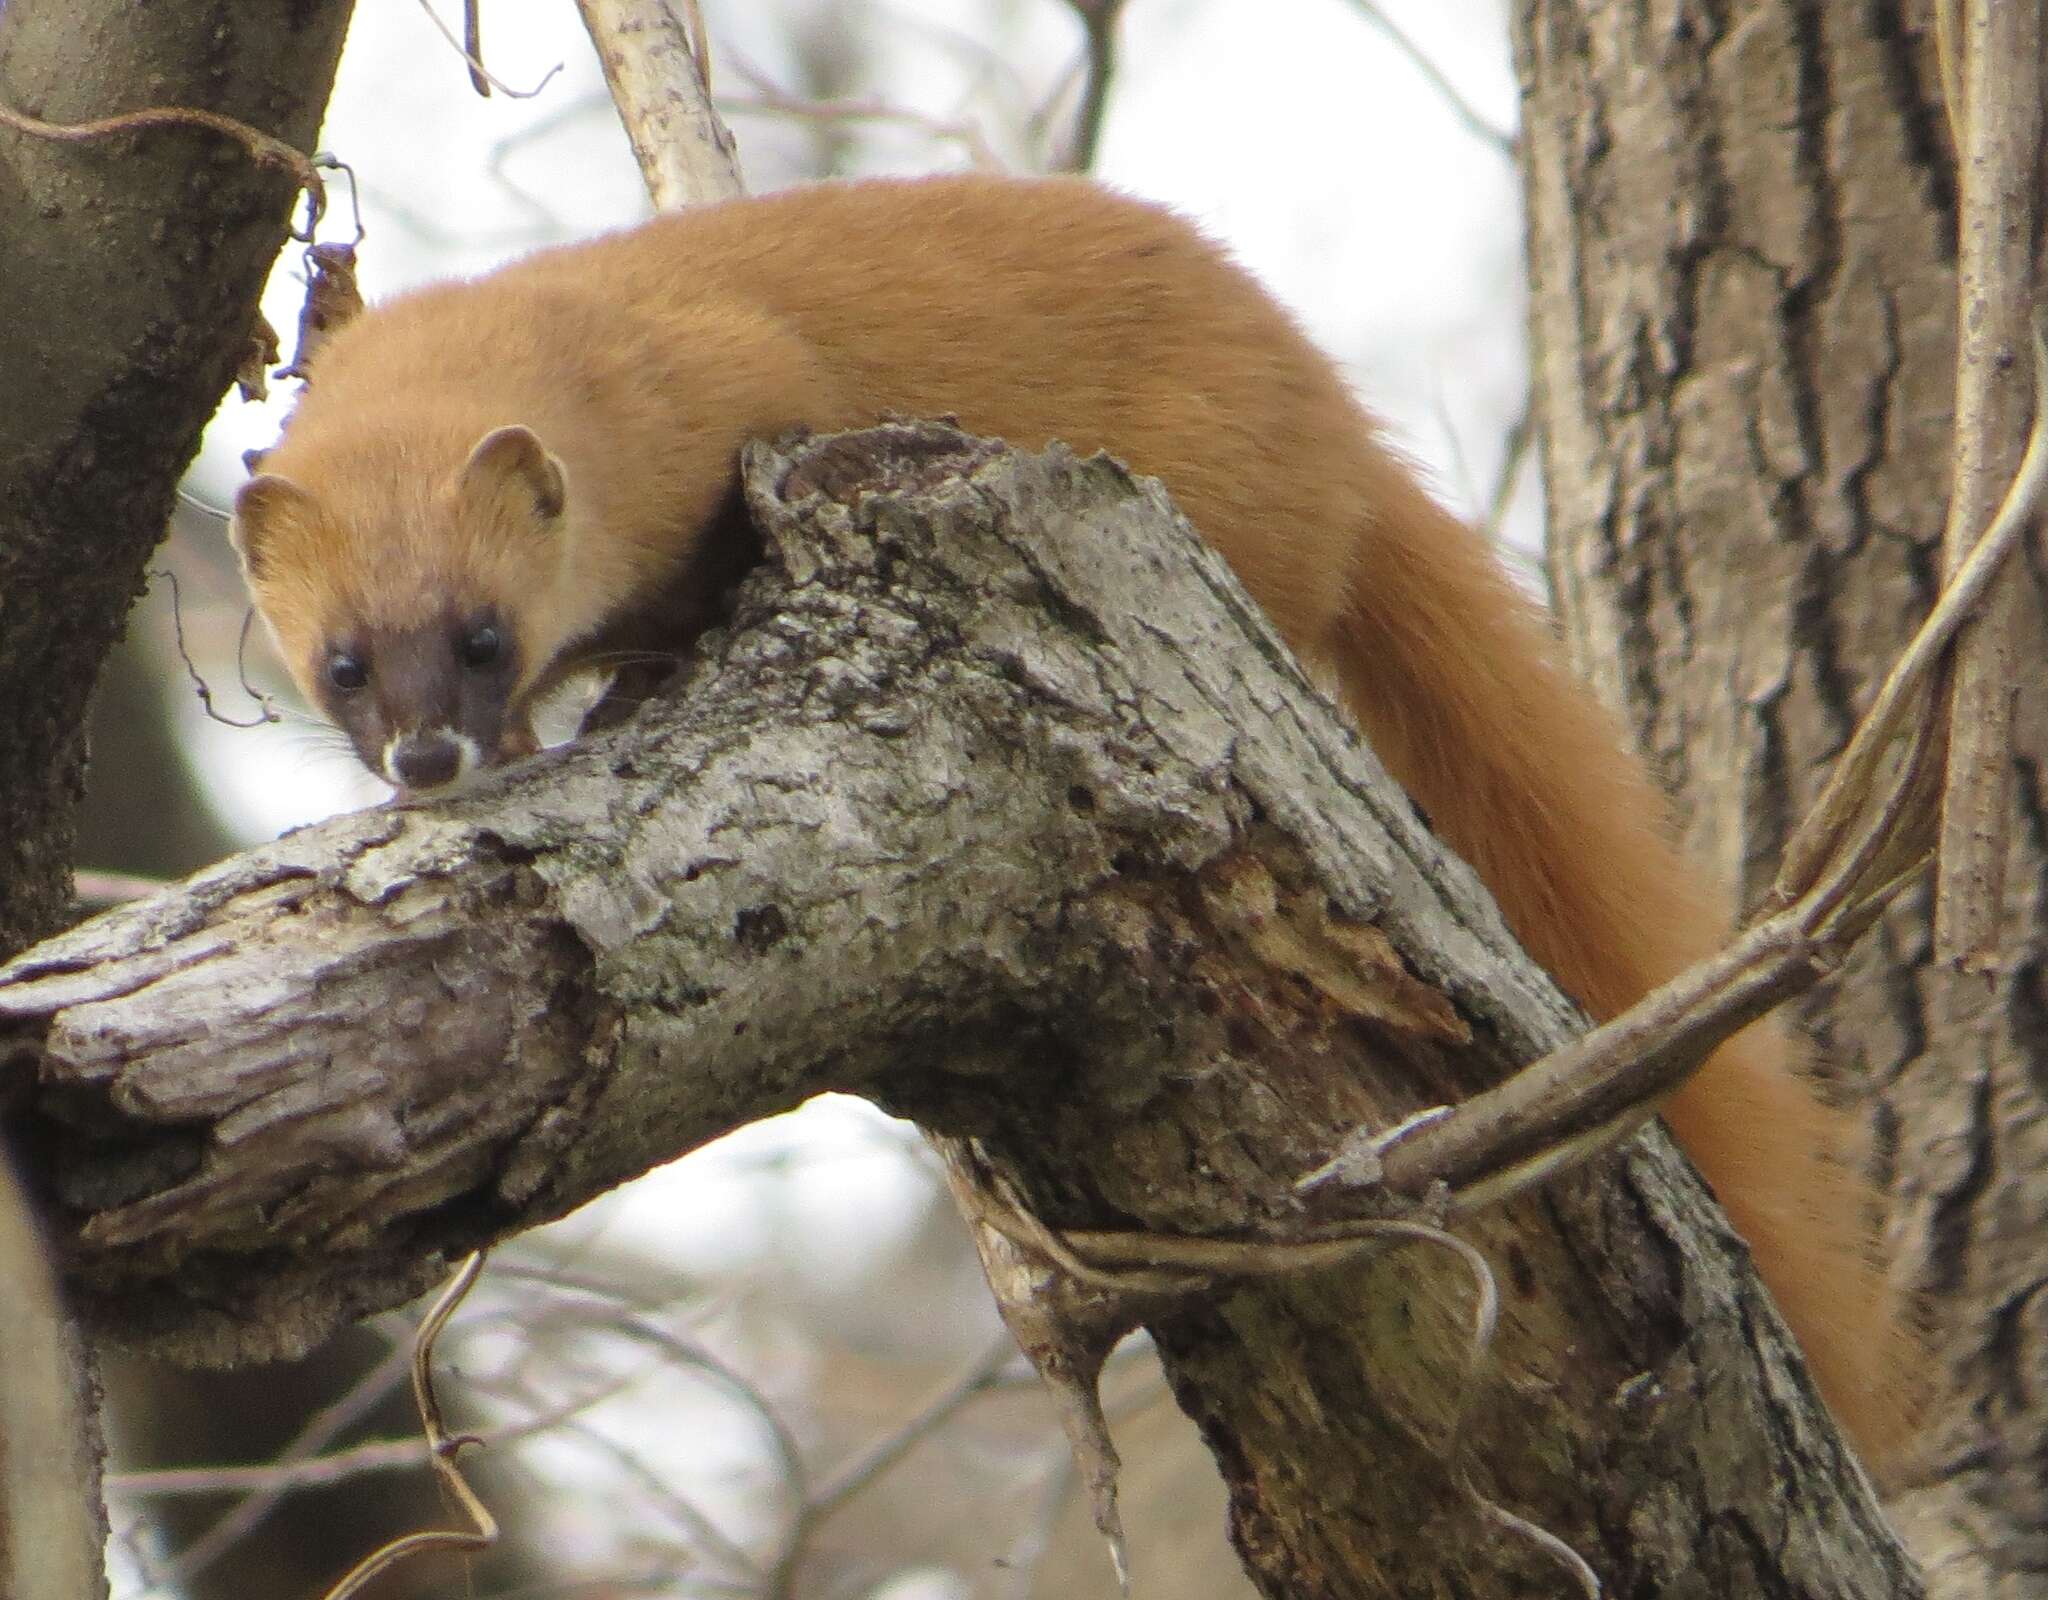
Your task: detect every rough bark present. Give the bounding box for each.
[1,425,1915,1597]
[1515,2,2044,1589]
[0,0,354,959]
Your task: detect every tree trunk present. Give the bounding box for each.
[0,0,354,960]
[0,10,355,1596]
[1516,2,2044,1588]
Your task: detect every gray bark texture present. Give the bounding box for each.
[1,425,1916,1597]
[1515,1,2045,1589]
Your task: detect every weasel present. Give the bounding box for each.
[231,174,1903,1459]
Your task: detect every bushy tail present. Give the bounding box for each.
[1323,448,1909,1462]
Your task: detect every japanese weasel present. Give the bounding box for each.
[231,175,1903,1458]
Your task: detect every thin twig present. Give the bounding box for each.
[1927,0,2039,966]
[1343,0,1515,155]
[535,1297,808,1582]
[116,1363,642,1502]
[1055,0,1127,173]
[153,569,282,732]
[1486,405,1533,543]
[1774,312,2048,907]
[759,1332,1021,1597]
[554,1416,746,1582]
[413,0,564,99]
[153,1332,412,1582]
[979,1191,1599,1595]
[718,52,1007,174]
[1200,314,2048,1216]
[312,153,368,247]
[464,0,488,96]
[1000,1447,1078,1600]
[809,1332,1019,1516]
[481,92,620,228]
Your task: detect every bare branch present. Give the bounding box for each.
[1053,0,1129,173]
[147,1331,414,1585]
[573,0,744,208]
[1371,351,2048,1205]
[1343,0,1515,155]
[410,0,564,99]
[718,55,1007,174]
[1485,403,1533,544]
[1929,0,2040,966]
[0,424,1909,1597]
[1777,315,2048,906]
[317,1254,498,1600]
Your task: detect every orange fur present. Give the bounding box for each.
[234,175,1903,1459]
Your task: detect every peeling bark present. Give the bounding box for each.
[1,425,1915,1597]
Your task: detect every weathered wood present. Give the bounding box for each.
[1,424,1913,1597]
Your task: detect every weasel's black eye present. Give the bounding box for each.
[460,623,502,669]
[328,651,368,692]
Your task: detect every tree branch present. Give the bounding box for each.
[572,0,743,207]
[1929,0,2040,966]
[1,424,1914,1596]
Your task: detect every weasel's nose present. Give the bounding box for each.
[387,731,467,791]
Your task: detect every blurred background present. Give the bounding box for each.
[95,3,1525,1596]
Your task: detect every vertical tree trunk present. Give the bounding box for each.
[0,0,354,959]
[0,12,354,1596]
[1515,3,2047,1589]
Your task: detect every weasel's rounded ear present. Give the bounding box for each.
[462,425,568,522]
[229,474,313,581]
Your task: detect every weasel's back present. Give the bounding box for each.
[264,179,1905,1459]
[531,182,1370,482]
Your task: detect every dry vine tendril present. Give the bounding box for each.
[0,97,326,236]
[318,1253,497,1600]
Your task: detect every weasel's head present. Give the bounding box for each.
[231,423,576,796]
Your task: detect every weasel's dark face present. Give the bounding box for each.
[230,423,571,796]
[311,602,531,792]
